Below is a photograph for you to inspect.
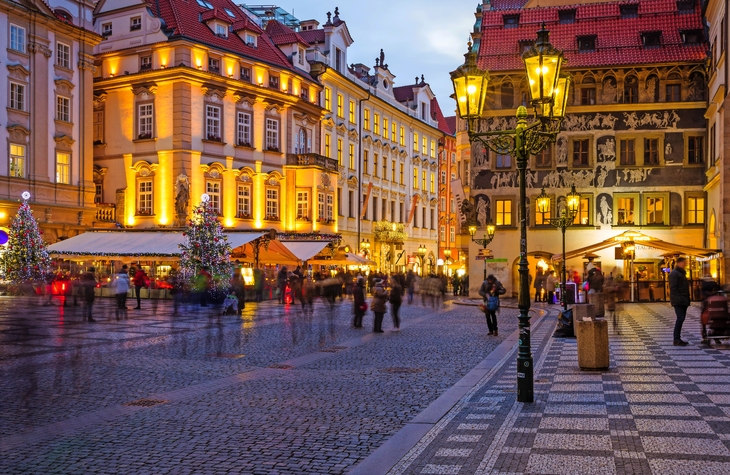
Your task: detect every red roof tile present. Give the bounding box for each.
[265,20,310,46]
[445,116,457,135]
[201,8,234,24]
[490,0,530,10]
[299,29,326,45]
[478,0,707,71]
[431,98,453,136]
[144,0,297,73]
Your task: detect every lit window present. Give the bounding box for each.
[687,196,705,224]
[324,87,331,111]
[431,140,436,158]
[430,173,435,193]
[138,180,153,214]
[349,100,355,123]
[363,150,369,174]
[325,134,331,158]
[391,160,396,182]
[10,83,25,111]
[265,118,279,151]
[572,197,591,225]
[297,191,309,219]
[400,127,405,146]
[495,200,512,226]
[206,181,221,214]
[373,154,379,177]
[237,184,251,218]
[10,24,26,52]
[317,192,325,220]
[266,188,279,220]
[10,144,25,178]
[364,109,370,130]
[616,197,635,225]
[383,118,388,138]
[326,194,333,220]
[413,168,418,189]
[391,122,397,142]
[422,137,427,155]
[646,196,664,225]
[349,143,355,169]
[205,105,221,140]
[56,42,71,69]
[422,170,427,190]
[337,139,343,166]
[138,103,154,139]
[337,94,344,118]
[56,96,71,122]
[374,113,380,135]
[56,152,71,185]
[237,112,251,146]
[414,132,419,152]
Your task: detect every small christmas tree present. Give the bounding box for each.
[4,192,51,284]
[178,194,232,294]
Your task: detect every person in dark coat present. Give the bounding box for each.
[389,277,403,331]
[479,275,506,336]
[669,257,691,346]
[534,270,546,302]
[370,279,388,333]
[81,267,97,322]
[353,276,366,328]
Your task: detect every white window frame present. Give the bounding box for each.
[245,34,257,47]
[137,179,153,215]
[318,192,325,220]
[56,152,71,185]
[237,184,251,218]
[237,112,251,146]
[450,226,455,243]
[10,82,25,111]
[130,16,142,31]
[206,105,221,140]
[10,144,25,178]
[297,190,309,219]
[56,96,71,122]
[266,188,279,220]
[206,181,221,214]
[215,23,227,38]
[93,110,104,144]
[102,22,112,36]
[56,42,71,69]
[138,103,154,139]
[10,24,26,53]
[326,194,333,221]
[265,118,279,151]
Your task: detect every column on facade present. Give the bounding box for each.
[123,153,135,226]
[224,156,235,227]
[190,151,203,208]
[30,35,51,183]
[254,160,264,228]
[156,150,174,225]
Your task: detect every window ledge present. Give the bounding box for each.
[135,214,156,217]
[133,137,157,143]
[7,108,30,117]
[93,141,106,146]
[202,139,227,145]
[7,48,29,58]
[54,64,74,74]
[234,144,255,150]
[54,119,74,126]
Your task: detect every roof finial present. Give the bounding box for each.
[379,49,385,67]
[421,74,425,84]
[326,11,332,24]
[375,57,380,67]
[334,6,339,17]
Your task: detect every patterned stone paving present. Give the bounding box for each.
[386,304,730,475]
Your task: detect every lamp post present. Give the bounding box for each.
[536,186,581,310]
[469,222,496,282]
[416,244,428,276]
[451,24,570,404]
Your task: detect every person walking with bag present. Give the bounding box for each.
[371,278,389,333]
[112,265,131,320]
[353,276,366,328]
[389,277,403,331]
[479,274,505,336]
[669,257,691,346]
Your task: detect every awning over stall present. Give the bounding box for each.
[280,241,330,262]
[48,231,264,260]
[552,230,721,262]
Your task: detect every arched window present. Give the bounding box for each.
[624,75,638,103]
[501,82,514,109]
[295,127,309,153]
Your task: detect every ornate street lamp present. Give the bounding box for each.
[469,221,496,282]
[416,244,428,276]
[536,185,581,310]
[451,24,570,404]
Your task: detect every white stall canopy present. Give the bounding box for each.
[280,241,330,262]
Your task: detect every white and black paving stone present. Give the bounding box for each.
[377,303,730,475]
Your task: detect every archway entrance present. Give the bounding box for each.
[511,252,556,299]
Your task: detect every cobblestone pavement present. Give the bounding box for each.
[384,303,730,475]
[0,294,522,474]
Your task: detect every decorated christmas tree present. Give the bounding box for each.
[4,192,51,284]
[178,194,232,294]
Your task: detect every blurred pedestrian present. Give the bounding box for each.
[253,267,264,302]
[353,276,366,328]
[389,277,403,331]
[545,271,557,304]
[479,274,506,336]
[371,278,388,333]
[669,257,690,346]
[132,267,148,310]
[81,267,97,322]
[112,265,131,320]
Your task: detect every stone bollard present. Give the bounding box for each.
[588,292,605,317]
[571,303,610,370]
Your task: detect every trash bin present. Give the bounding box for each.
[565,282,577,304]
[574,304,610,370]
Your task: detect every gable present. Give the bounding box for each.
[14,0,55,15]
[95,0,148,15]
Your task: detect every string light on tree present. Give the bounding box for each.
[3,192,51,284]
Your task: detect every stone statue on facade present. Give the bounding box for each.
[174,175,190,224]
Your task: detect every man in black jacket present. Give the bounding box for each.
[669,257,690,346]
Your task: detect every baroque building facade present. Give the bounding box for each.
[465,0,709,297]
[0,0,100,241]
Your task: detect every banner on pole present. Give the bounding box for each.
[406,194,419,225]
[360,182,373,219]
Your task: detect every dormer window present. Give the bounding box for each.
[503,14,519,28]
[208,57,220,74]
[682,29,704,45]
[642,31,661,48]
[130,16,141,31]
[677,0,694,13]
[215,23,228,38]
[102,22,112,37]
[245,34,258,48]
[298,47,305,65]
[620,4,639,18]
[269,75,280,89]
[578,35,596,52]
[519,40,534,53]
[559,9,576,24]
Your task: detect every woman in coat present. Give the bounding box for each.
[389,277,403,331]
[370,278,389,333]
[353,277,366,328]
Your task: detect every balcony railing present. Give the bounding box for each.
[286,153,338,171]
[95,203,116,223]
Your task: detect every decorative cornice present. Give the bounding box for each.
[29,42,52,58]
[7,63,30,80]
[93,91,108,108]
[132,83,158,97]
[77,53,97,73]
[201,84,226,100]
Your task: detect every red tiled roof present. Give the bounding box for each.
[478,0,707,71]
[201,8,234,24]
[144,0,295,72]
[393,84,422,103]
[445,116,457,136]
[490,0,530,10]
[265,20,309,46]
[299,29,326,45]
[431,98,453,136]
